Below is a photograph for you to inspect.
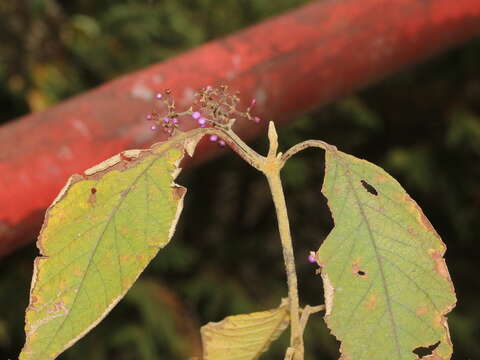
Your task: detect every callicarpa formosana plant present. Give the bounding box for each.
[20,86,456,360]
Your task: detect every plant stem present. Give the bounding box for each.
[217,122,304,359]
[265,169,303,359]
[280,139,332,167]
[262,122,303,360]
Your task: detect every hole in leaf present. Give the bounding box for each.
[91,188,97,194]
[412,341,440,358]
[357,270,366,276]
[360,180,378,196]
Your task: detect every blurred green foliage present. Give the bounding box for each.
[1,1,479,359]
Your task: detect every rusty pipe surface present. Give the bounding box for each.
[1,0,480,257]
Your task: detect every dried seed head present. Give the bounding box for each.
[145,86,261,138]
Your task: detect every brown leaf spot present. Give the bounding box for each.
[58,280,67,291]
[365,295,377,310]
[429,249,451,281]
[375,174,388,183]
[48,301,67,315]
[433,313,444,329]
[172,186,186,201]
[122,279,131,290]
[404,195,436,234]
[416,306,428,316]
[352,262,367,277]
[88,188,97,205]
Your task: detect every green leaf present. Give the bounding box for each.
[316,146,456,360]
[201,299,290,360]
[20,131,204,360]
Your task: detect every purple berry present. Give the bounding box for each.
[308,253,316,263]
[198,117,207,127]
[150,124,157,131]
[192,111,201,120]
[209,135,218,142]
[218,140,226,147]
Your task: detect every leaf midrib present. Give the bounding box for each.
[336,153,403,360]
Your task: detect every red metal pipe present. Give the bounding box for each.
[1,0,480,258]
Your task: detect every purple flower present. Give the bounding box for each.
[146,114,153,121]
[172,118,179,124]
[155,93,163,100]
[218,140,226,147]
[163,117,171,123]
[192,111,201,120]
[209,135,218,142]
[250,98,257,107]
[150,124,157,131]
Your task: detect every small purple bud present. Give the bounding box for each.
[198,117,207,127]
[308,251,316,264]
[163,117,171,123]
[209,135,218,142]
[218,140,226,147]
[253,116,261,124]
[192,111,201,120]
[172,118,179,124]
[250,98,257,107]
[146,114,153,121]
[150,124,157,131]
[155,93,163,99]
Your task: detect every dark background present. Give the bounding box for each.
[0,1,479,359]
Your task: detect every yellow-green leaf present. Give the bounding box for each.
[201,299,289,360]
[316,146,456,360]
[20,131,203,360]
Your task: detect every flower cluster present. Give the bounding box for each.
[146,85,261,146]
[192,85,260,129]
[145,89,181,136]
